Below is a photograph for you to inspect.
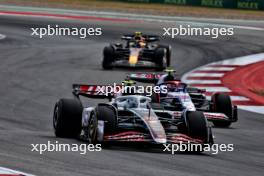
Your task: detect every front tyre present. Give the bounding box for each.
[53,98,83,138]
[97,105,117,134]
[185,111,210,153]
[186,111,209,142]
[211,93,233,127]
[155,48,166,71]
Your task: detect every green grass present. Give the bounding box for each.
[0,0,263,19]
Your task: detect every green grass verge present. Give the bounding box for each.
[0,0,263,19]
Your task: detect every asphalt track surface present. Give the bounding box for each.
[0,14,264,176]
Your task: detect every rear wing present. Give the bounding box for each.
[72,84,121,99]
[186,87,206,94]
[128,73,163,83]
[144,35,160,42]
[121,35,159,42]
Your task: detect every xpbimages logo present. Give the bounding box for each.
[31,141,102,154]
[92,83,168,96]
[31,25,102,39]
[163,25,234,39]
[163,142,234,154]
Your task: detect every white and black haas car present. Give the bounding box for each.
[53,84,213,152]
[128,72,238,128]
[102,32,171,71]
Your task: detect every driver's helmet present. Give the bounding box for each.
[134,32,143,41]
[164,68,176,82]
[126,97,138,108]
[122,79,136,87]
[134,32,145,47]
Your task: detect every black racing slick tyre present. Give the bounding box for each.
[97,105,117,134]
[155,48,166,71]
[185,111,208,143]
[211,93,233,127]
[102,46,115,70]
[53,98,83,138]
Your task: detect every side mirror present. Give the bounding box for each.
[146,103,151,118]
[147,103,151,109]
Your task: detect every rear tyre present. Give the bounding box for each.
[154,48,166,71]
[102,46,115,70]
[97,105,117,134]
[211,93,232,127]
[166,46,171,67]
[53,98,83,138]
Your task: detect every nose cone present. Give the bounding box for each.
[129,55,138,65]
[187,105,196,111]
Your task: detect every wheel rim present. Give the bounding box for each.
[163,56,166,67]
[87,113,97,143]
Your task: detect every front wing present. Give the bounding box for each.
[111,59,157,68]
[154,110,235,123]
[103,131,203,144]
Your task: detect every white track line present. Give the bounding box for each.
[182,53,264,114]
[238,106,264,115]
[206,96,250,101]
[194,86,231,92]
[210,53,264,66]
[188,73,224,77]
[0,5,264,31]
[198,67,236,71]
[0,167,34,176]
[229,96,250,101]
[184,80,222,84]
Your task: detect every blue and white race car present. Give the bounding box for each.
[128,70,238,127]
[53,84,214,151]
